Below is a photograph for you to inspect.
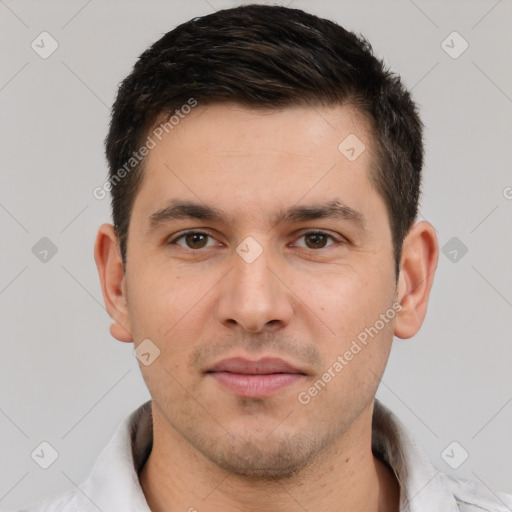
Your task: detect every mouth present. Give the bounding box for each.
[205,357,307,398]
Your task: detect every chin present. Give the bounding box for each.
[200,431,324,481]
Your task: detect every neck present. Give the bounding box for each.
[139,402,400,512]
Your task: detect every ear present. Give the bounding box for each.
[394,220,439,339]
[94,223,133,343]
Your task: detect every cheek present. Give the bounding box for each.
[299,281,395,419]
[126,255,206,338]
[307,267,392,342]
[125,262,222,387]
[301,263,396,396]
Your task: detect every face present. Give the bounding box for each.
[122,103,399,478]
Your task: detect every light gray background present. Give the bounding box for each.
[1,0,511,509]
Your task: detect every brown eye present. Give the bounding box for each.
[184,233,208,249]
[295,231,337,249]
[305,233,329,248]
[171,231,214,249]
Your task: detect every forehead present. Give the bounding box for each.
[132,103,380,227]
[150,102,372,159]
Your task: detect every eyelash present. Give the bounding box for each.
[168,230,343,250]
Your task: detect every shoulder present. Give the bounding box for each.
[440,473,512,512]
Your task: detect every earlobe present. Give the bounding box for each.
[110,318,133,343]
[94,223,134,343]
[394,221,439,339]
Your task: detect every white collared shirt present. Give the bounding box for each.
[16,400,512,512]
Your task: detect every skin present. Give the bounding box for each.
[95,103,438,512]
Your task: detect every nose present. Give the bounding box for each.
[216,243,294,333]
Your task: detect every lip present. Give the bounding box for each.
[206,357,307,398]
[208,357,305,375]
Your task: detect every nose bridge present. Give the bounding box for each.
[216,236,292,332]
[235,240,275,295]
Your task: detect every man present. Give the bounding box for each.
[20,4,512,512]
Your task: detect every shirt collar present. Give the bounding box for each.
[371,399,459,511]
[75,399,460,511]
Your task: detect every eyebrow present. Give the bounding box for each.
[148,199,366,231]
